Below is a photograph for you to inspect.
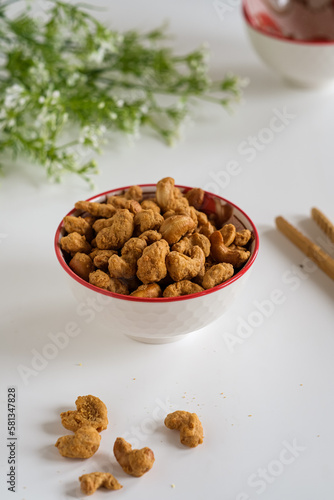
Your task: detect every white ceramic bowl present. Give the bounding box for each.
[55,185,259,344]
[243,7,334,88]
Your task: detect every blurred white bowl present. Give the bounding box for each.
[55,185,259,344]
[244,9,334,88]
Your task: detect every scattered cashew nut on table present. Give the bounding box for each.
[79,472,122,495]
[60,395,108,432]
[113,437,155,477]
[55,426,101,459]
[164,410,204,448]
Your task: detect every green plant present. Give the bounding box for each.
[0,1,245,184]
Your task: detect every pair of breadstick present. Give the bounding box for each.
[276,207,334,281]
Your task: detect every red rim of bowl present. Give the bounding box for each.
[54,184,259,303]
[242,4,334,45]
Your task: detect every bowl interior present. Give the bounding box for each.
[55,184,259,303]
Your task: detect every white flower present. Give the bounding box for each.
[4,84,25,109]
[98,102,105,109]
[116,99,124,108]
[67,72,81,87]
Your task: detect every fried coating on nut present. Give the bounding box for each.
[139,230,162,245]
[96,209,134,250]
[195,210,215,238]
[89,270,111,290]
[234,229,252,246]
[166,246,205,282]
[164,206,198,226]
[131,283,162,298]
[134,209,164,234]
[60,232,91,254]
[164,411,203,448]
[82,215,96,227]
[79,472,122,495]
[156,176,175,212]
[185,188,205,209]
[219,223,236,247]
[160,215,195,245]
[125,199,142,215]
[109,277,130,295]
[63,216,93,239]
[60,395,108,432]
[124,185,143,201]
[89,270,129,294]
[168,196,189,212]
[106,195,128,209]
[172,233,210,257]
[137,239,170,284]
[108,237,147,279]
[141,199,161,213]
[92,217,115,233]
[92,250,117,271]
[202,263,234,289]
[69,253,94,281]
[113,437,155,477]
[55,426,101,459]
[75,201,116,218]
[210,231,250,268]
[163,280,204,297]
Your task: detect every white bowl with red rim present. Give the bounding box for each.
[55,184,259,344]
[243,1,334,88]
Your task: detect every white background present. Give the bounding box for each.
[1,1,334,499]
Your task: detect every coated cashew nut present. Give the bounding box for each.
[139,230,162,245]
[113,437,155,477]
[163,280,204,297]
[160,215,195,245]
[166,246,205,281]
[164,410,204,448]
[210,231,250,267]
[55,426,101,459]
[172,233,211,257]
[202,263,234,289]
[60,232,91,255]
[219,223,236,247]
[69,253,94,281]
[141,199,161,213]
[108,237,147,279]
[136,239,170,284]
[60,395,108,432]
[95,209,134,250]
[195,210,215,238]
[63,216,93,240]
[156,176,175,212]
[134,209,164,234]
[234,229,252,246]
[75,200,116,218]
[185,187,205,209]
[89,270,129,294]
[131,283,162,298]
[79,472,122,495]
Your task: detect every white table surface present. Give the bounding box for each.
[1,1,334,499]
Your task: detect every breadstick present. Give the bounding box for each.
[311,207,334,244]
[275,216,334,281]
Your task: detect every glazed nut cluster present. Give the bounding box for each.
[60,177,252,298]
[55,395,203,496]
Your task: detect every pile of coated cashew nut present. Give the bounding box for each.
[60,177,253,298]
